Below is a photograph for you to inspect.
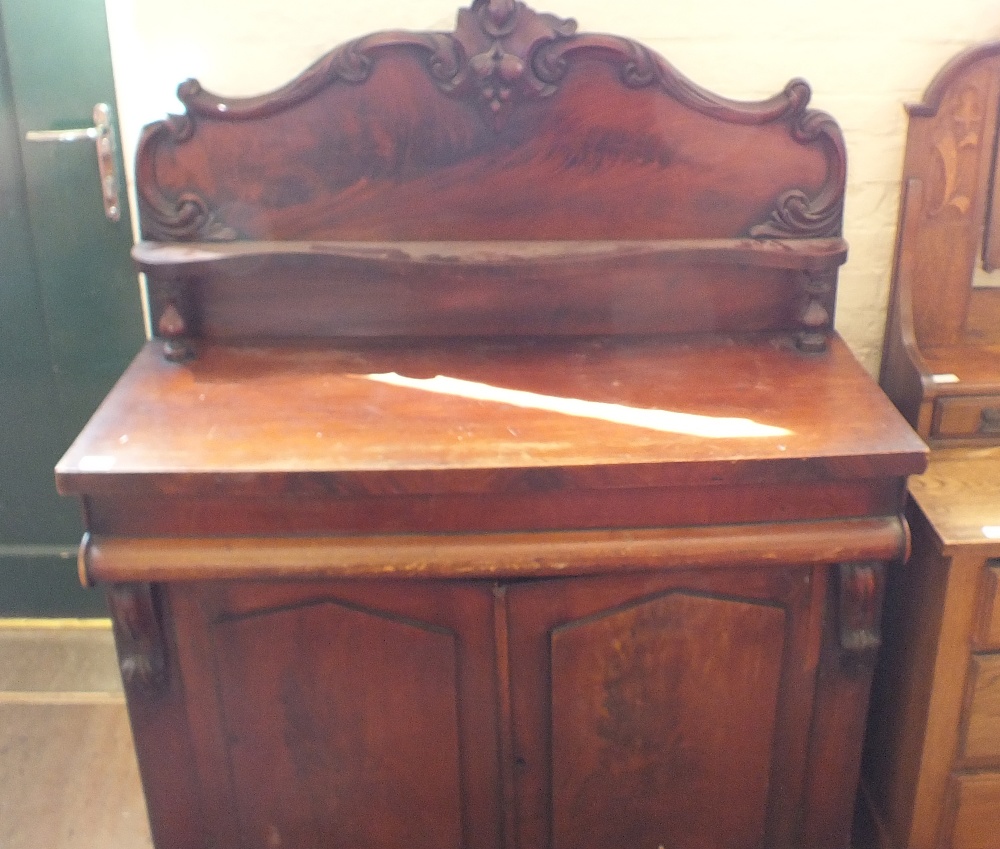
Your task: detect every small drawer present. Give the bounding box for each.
[959,654,1000,765]
[975,565,1000,651]
[933,396,1000,439]
[944,772,1000,849]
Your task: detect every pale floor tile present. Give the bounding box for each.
[0,623,151,849]
[0,626,122,693]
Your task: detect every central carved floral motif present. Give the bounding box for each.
[470,42,525,116]
[449,0,578,128]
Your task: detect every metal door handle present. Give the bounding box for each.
[25,127,100,143]
[24,103,122,222]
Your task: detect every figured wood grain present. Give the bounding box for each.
[130,0,851,353]
[549,591,785,849]
[215,601,464,848]
[172,580,503,849]
[136,34,839,244]
[504,564,820,849]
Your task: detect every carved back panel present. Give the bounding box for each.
[894,44,1000,350]
[138,0,844,243]
[879,41,1000,440]
[135,0,848,350]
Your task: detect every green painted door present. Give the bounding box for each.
[0,0,143,616]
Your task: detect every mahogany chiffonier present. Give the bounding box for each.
[863,42,1000,849]
[56,3,925,848]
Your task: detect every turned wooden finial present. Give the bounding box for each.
[155,288,197,362]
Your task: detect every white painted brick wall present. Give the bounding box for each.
[104,0,1000,372]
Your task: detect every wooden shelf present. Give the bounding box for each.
[133,237,849,275]
[137,237,849,345]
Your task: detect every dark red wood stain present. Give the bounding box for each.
[56,3,925,848]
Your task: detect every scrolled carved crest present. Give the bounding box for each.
[748,99,846,239]
[444,0,578,128]
[136,0,846,242]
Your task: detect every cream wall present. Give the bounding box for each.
[103,0,1000,372]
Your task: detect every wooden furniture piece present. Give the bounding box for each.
[55,3,925,848]
[879,43,1000,444]
[863,42,1000,849]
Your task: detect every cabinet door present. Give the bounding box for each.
[504,565,821,849]
[168,579,502,849]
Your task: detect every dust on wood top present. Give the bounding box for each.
[56,334,925,498]
[908,446,1000,552]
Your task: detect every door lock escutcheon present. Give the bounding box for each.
[25,102,122,222]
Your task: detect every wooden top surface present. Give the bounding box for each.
[923,344,1000,395]
[56,333,925,498]
[908,446,1000,551]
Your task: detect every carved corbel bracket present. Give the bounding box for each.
[106,583,168,691]
[835,561,884,675]
[795,269,836,353]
